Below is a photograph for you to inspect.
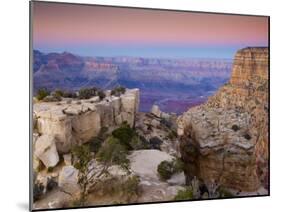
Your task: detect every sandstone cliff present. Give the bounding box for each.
[177,47,269,192]
[33,89,139,168]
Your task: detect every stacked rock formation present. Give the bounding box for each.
[177,47,269,192]
[33,88,139,168]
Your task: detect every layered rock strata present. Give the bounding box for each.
[177,47,269,192]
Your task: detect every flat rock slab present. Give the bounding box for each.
[128,150,174,180]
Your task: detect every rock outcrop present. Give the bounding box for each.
[58,165,79,195]
[151,105,161,118]
[128,150,185,202]
[34,135,60,168]
[33,88,139,157]
[177,47,269,192]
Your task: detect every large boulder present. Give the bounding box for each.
[58,165,79,195]
[34,135,59,168]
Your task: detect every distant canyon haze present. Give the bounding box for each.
[33,50,232,114]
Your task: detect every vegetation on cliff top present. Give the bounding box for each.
[111,86,126,97]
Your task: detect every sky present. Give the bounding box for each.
[32,2,268,59]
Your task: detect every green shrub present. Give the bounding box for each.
[112,123,134,150]
[157,160,174,180]
[78,87,97,99]
[96,136,129,168]
[174,187,193,201]
[122,176,140,199]
[62,91,77,98]
[71,144,92,173]
[36,88,50,100]
[157,158,184,180]
[71,144,93,206]
[42,95,61,102]
[173,158,185,173]
[91,175,140,203]
[53,89,64,98]
[111,86,126,97]
[130,135,150,150]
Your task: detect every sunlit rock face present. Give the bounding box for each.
[33,88,139,154]
[177,47,269,192]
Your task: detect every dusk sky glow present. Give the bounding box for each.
[33,2,268,59]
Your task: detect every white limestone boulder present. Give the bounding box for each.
[34,135,59,168]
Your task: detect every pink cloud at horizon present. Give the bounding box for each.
[32,2,268,47]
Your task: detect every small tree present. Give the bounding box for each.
[36,88,50,100]
[71,145,109,206]
[96,136,129,169]
[52,89,64,98]
[111,86,126,96]
[157,160,174,180]
[157,158,184,180]
[62,91,77,98]
[78,88,97,99]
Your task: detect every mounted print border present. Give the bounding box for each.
[29,1,270,211]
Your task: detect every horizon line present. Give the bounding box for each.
[33,49,234,60]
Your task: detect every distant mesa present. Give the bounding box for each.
[33,49,232,113]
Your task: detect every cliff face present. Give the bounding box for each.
[33,89,139,167]
[177,47,269,192]
[207,48,269,166]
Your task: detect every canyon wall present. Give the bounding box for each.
[177,47,269,191]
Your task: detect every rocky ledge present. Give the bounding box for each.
[33,88,139,168]
[177,47,269,192]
